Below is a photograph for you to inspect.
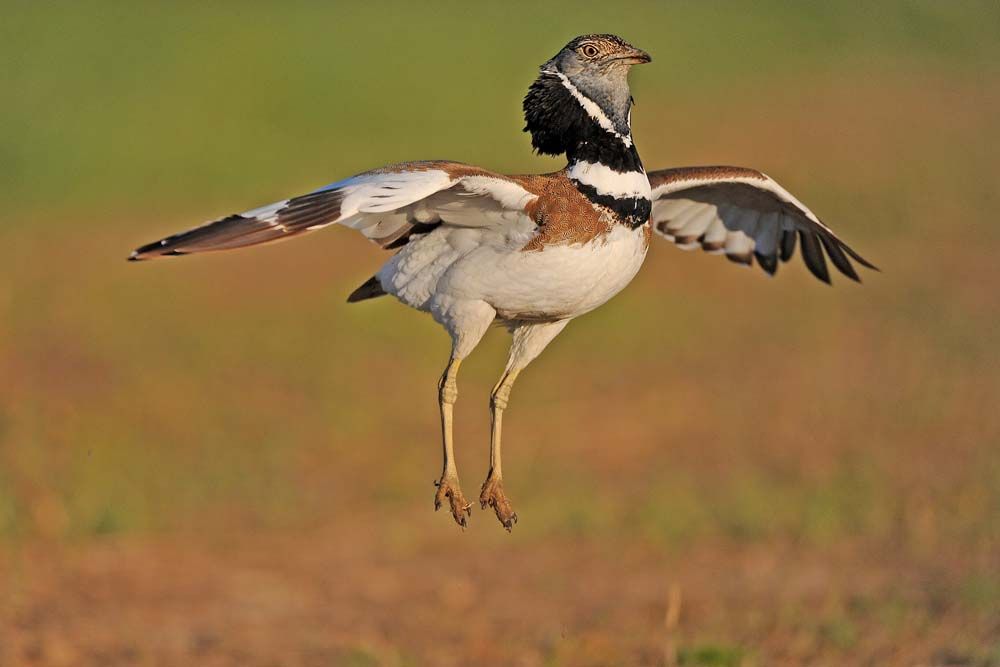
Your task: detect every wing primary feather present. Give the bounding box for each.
[799,231,831,284]
[755,251,778,276]
[130,214,258,259]
[278,203,344,231]
[129,189,347,260]
[129,162,537,260]
[819,235,860,282]
[839,242,880,271]
[274,206,338,231]
[780,229,797,262]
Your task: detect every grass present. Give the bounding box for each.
[678,644,745,667]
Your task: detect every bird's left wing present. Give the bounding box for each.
[647,166,877,283]
[129,161,538,260]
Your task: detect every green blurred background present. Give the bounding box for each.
[1,2,998,665]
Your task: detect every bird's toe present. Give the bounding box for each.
[435,477,472,528]
[480,475,517,532]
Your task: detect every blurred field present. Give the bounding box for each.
[1,2,999,665]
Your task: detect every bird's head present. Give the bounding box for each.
[523,34,651,157]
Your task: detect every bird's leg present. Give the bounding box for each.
[480,368,521,531]
[434,356,471,527]
[479,319,569,531]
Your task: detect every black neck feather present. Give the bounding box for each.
[569,137,643,174]
[570,179,651,229]
[523,73,644,173]
[524,72,651,228]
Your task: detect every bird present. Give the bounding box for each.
[129,34,876,531]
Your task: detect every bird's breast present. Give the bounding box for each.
[488,221,650,320]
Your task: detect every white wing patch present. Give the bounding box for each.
[460,176,538,211]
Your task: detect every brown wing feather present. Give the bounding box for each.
[129,161,539,261]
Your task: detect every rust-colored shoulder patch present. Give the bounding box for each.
[514,171,615,252]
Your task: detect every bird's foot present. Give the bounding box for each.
[434,476,472,528]
[480,473,517,532]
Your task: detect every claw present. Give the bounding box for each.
[479,474,517,531]
[434,476,472,528]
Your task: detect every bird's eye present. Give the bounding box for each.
[582,44,599,58]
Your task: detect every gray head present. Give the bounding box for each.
[523,34,651,158]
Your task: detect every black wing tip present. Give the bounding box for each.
[754,252,778,277]
[830,233,881,274]
[798,230,831,285]
[850,251,880,272]
[128,240,187,261]
[128,240,164,262]
[817,235,860,284]
[809,263,833,285]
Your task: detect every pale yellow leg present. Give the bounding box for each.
[434,357,471,527]
[480,368,521,531]
[479,319,570,531]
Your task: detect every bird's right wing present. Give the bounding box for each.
[648,166,877,284]
[129,161,539,260]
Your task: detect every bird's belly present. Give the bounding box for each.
[445,222,650,321]
[377,223,648,322]
[377,228,466,312]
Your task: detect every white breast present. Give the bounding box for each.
[410,224,648,320]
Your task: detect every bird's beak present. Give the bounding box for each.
[617,46,652,65]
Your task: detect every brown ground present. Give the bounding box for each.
[3,524,997,667]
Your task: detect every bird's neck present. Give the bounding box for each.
[566,123,651,229]
[565,117,642,172]
[523,70,652,227]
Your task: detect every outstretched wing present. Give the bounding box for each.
[129,161,538,260]
[647,166,877,283]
